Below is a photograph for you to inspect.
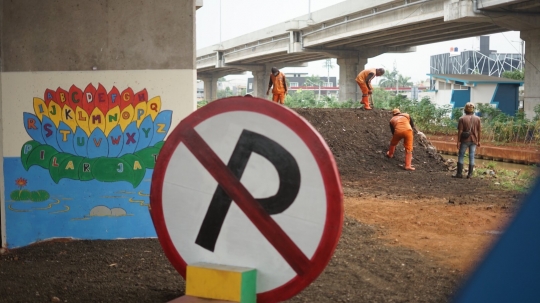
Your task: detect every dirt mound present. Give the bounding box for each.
[293,107,520,205]
[293,108,444,178]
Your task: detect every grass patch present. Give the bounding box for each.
[474,163,538,192]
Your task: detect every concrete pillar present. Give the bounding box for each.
[252,70,269,99]
[521,29,540,120]
[0,0,198,248]
[337,56,367,102]
[201,76,218,102]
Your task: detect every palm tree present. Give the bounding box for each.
[379,65,398,89]
[379,63,413,93]
[398,75,413,87]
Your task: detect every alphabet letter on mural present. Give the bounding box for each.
[21,84,172,187]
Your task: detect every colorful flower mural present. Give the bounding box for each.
[21,84,171,187]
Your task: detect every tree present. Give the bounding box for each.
[379,65,398,89]
[305,75,323,100]
[378,62,413,94]
[305,75,322,86]
[502,69,524,80]
[217,86,233,98]
[398,74,413,87]
[217,77,228,93]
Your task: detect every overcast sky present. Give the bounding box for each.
[196,0,523,84]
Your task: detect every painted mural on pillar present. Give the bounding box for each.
[4,84,172,248]
[21,84,171,187]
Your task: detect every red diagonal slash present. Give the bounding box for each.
[179,126,311,276]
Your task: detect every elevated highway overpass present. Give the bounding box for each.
[197,0,540,118]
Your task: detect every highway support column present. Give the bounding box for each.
[337,56,366,103]
[252,68,270,99]
[521,29,540,120]
[0,0,198,249]
[201,76,219,102]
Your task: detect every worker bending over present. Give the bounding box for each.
[266,67,288,104]
[355,67,385,110]
[386,108,417,171]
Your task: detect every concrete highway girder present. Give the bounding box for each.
[301,0,446,49]
[299,0,537,49]
[445,0,540,30]
[318,20,502,49]
[222,36,289,64]
[345,22,503,49]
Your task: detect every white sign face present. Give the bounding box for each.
[151,97,342,303]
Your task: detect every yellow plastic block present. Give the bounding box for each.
[168,295,237,303]
[186,263,257,303]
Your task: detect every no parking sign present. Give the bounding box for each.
[150,97,343,302]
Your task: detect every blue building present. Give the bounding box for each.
[427,74,523,116]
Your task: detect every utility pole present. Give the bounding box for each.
[521,40,525,70]
[219,0,222,47]
[394,61,399,95]
[307,0,313,23]
[326,59,331,85]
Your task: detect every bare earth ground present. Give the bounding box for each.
[0,107,534,303]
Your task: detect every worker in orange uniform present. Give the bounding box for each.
[386,108,418,171]
[266,67,288,104]
[355,68,385,110]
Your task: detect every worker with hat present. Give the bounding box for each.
[454,102,482,178]
[355,67,385,110]
[386,108,417,171]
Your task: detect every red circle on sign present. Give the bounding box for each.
[150,97,343,302]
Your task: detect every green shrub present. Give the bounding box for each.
[197,91,540,145]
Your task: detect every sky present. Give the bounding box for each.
[196,0,523,84]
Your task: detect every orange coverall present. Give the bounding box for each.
[269,72,287,104]
[355,68,377,109]
[389,113,415,152]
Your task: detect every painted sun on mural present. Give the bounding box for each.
[22,84,172,187]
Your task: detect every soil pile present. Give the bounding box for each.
[294,108,520,205]
[293,107,444,178]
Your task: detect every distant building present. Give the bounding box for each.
[427,74,523,116]
[247,73,338,97]
[196,80,204,100]
[430,36,523,79]
[197,79,246,101]
[218,78,247,95]
[380,86,434,101]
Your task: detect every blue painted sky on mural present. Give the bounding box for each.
[4,158,156,248]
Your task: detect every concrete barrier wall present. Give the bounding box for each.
[430,140,540,164]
